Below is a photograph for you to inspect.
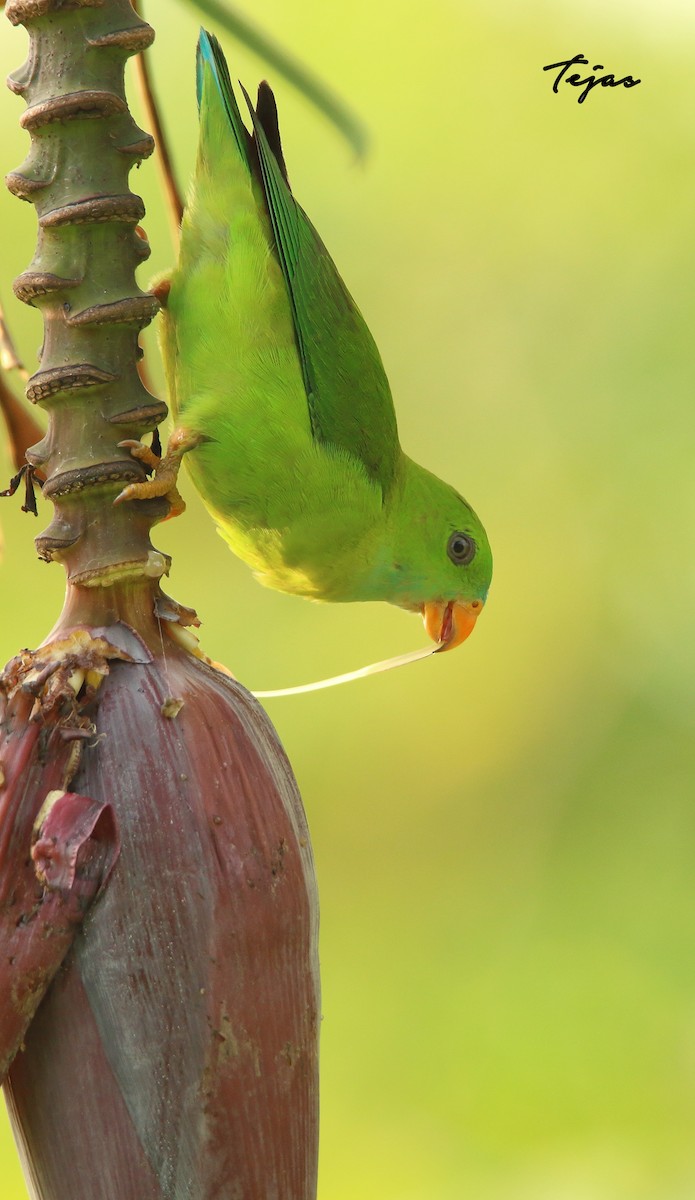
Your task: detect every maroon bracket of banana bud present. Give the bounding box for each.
[0,787,119,1084]
[0,632,123,1084]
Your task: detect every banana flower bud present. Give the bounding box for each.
[1,614,320,1199]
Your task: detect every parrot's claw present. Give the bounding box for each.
[114,427,204,521]
[117,439,161,473]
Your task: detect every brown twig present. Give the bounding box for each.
[0,292,44,471]
[132,0,183,248]
[0,292,28,382]
[0,372,44,473]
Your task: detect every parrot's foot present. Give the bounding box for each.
[114,427,203,520]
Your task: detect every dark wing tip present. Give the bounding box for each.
[255,80,290,188]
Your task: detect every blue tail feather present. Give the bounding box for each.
[196,28,251,170]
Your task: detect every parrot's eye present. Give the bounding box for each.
[447,531,476,566]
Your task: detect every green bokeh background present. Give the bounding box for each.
[1,1,694,1196]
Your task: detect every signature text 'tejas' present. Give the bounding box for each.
[543,54,641,104]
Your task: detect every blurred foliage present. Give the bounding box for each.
[1,1,694,1198]
[172,0,368,155]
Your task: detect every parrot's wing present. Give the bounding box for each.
[241,82,401,494]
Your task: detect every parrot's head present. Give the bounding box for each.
[382,458,492,652]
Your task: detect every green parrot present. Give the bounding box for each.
[119,30,492,650]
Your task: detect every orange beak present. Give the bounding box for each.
[422,599,484,651]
